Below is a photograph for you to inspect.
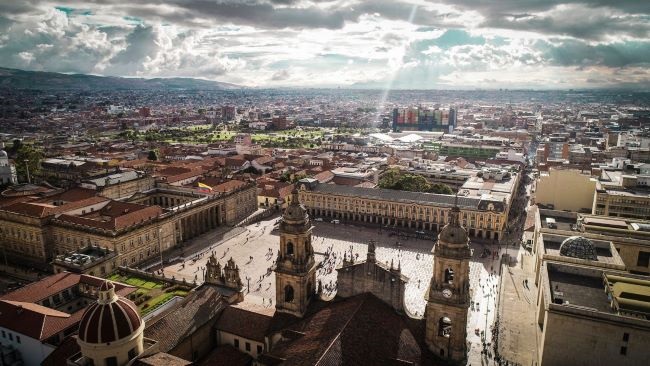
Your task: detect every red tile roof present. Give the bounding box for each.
[1,272,135,303]
[55,201,162,231]
[264,294,434,366]
[199,345,252,366]
[134,352,193,366]
[212,180,246,193]
[0,300,81,341]
[2,196,109,218]
[215,305,273,342]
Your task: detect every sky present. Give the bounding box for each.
[0,0,649,89]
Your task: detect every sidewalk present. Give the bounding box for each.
[496,250,539,366]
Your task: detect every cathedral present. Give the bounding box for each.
[66,187,472,365]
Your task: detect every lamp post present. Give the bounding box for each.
[158,227,164,270]
[0,229,8,268]
[24,159,30,184]
[246,276,251,293]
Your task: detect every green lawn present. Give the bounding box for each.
[106,273,190,315]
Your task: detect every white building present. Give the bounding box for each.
[0,149,17,185]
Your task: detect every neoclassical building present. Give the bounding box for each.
[0,181,257,269]
[298,179,508,241]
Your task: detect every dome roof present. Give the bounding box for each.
[283,187,308,223]
[438,206,469,246]
[559,236,597,260]
[78,281,142,344]
[0,150,7,158]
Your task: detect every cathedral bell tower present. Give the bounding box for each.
[275,187,317,318]
[425,196,471,363]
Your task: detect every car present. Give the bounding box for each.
[331,219,340,224]
[314,217,323,222]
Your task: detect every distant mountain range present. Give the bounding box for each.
[0,67,243,90]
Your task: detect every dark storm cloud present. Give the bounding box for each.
[11,0,456,30]
[542,40,650,67]
[434,1,650,15]
[482,10,650,40]
[434,0,650,39]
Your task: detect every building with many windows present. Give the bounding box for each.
[593,173,650,220]
[298,180,508,241]
[0,182,257,270]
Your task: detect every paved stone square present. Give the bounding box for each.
[161,216,503,365]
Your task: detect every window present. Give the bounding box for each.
[1,330,5,338]
[637,251,650,267]
[105,356,118,366]
[128,347,137,359]
[286,242,294,256]
[234,339,240,349]
[284,285,294,303]
[620,346,627,356]
[16,336,20,344]
[438,317,451,338]
[8,333,12,341]
[623,333,629,342]
[245,342,251,351]
[257,345,263,354]
[444,268,454,285]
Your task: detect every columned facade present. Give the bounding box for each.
[298,183,506,242]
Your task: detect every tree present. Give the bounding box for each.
[379,168,454,194]
[429,183,454,194]
[9,139,22,154]
[147,150,158,161]
[15,144,43,182]
[378,168,402,189]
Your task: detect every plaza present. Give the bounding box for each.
[158,214,505,364]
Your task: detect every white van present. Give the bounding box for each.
[332,219,340,224]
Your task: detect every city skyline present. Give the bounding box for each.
[0,1,649,90]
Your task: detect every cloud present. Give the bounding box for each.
[541,40,650,67]
[271,69,290,81]
[0,1,648,89]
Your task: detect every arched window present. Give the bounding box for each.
[284,285,294,303]
[286,242,294,256]
[444,268,454,284]
[439,317,452,338]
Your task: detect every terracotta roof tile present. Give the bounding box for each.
[145,285,227,353]
[0,300,81,341]
[264,294,436,366]
[55,201,162,231]
[134,352,193,366]
[215,306,273,342]
[41,336,80,366]
[0,272,135,303]
[212,180,246,193]
[199,345,252,366]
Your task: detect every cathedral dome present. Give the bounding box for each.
[437,206,469,246]
[559,236,597,260]
[78,281,143,344]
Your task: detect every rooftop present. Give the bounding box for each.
[548,267,612,313]
[306,182,506,212]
